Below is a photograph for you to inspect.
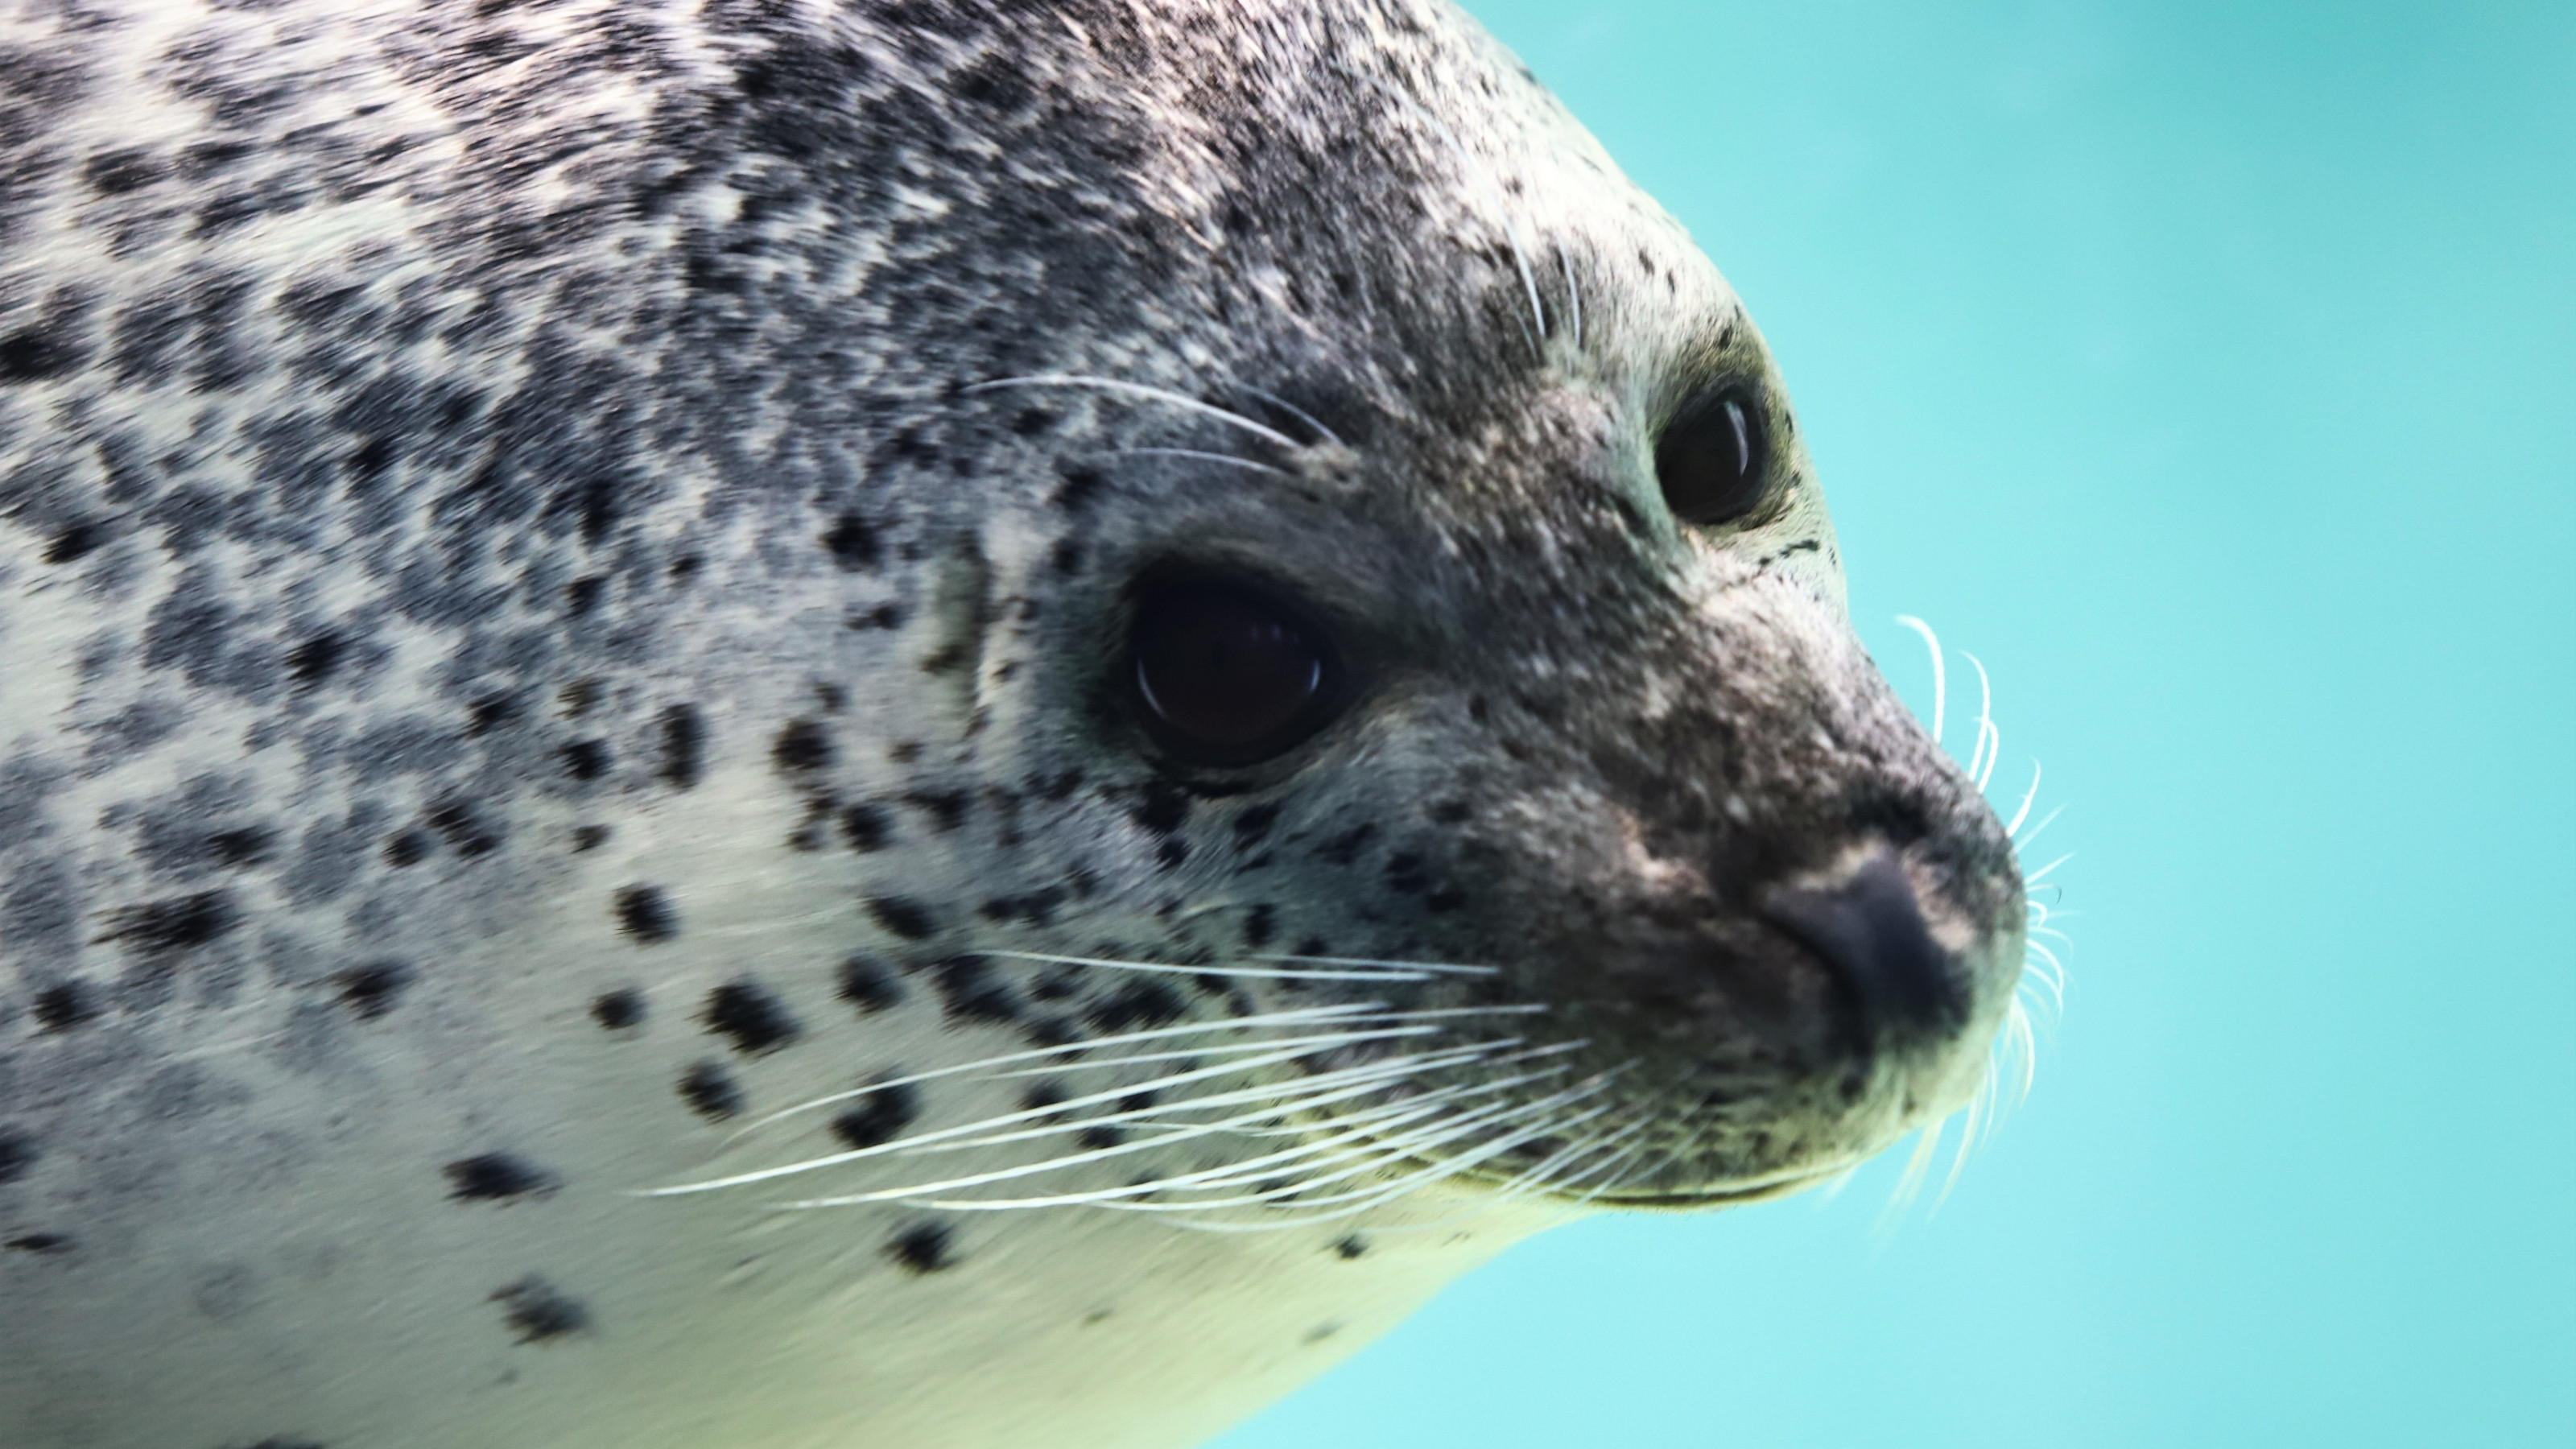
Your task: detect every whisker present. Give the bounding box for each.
[964,375,1301,450]
[1246,952,1499,977]
[1893,614,1947,744]
[2015,803,2067,853]
[1099,447,1286,477]
[770,1082,1492,1212]
[2024,851,2074,885]
[2003,761,2044,838]
[1230,384,1344,448]
[1342,67,1547,358]
[1962,651,1999,791]
[1558,245,1583,353]
[987,947,1473,982]
[724,1002,1397,1137]
[653,1037,1538,1196]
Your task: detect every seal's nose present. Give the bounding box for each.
[1761,848,1966,1046]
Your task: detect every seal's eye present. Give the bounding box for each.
[1130,584,1334,765]
[1655,391,1769,526]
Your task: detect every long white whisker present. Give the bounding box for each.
[966,375,1302,450]
[771,1079,1503,1212]
[2015,803,2066,852]
[724,1002,1401,1137]
[1246,952,1500,977]
[2024,851,2074,885]
[645,1038,1513,1196]
[1962,651,1998,789]
[1893,614,1946,744]
[986,948,1472,982]
[2003,761,2043,838]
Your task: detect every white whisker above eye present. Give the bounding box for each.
[965,374,1303,450]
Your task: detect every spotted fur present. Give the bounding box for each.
[0,2,2025,1447]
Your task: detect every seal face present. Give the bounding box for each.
[0,2,2028,1447]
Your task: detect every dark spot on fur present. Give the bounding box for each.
[205,827,272,866]
[385,830,431,866]
[41,520,105,564]
[868,896,935,940]
[98,890,234,952]
[1077,1125,1124,1150]
[1384,852,1430,894]
[614,886,677,943]
[836,956,901,1013]
[677,1060,743,1120]
[31,981,95,1032]
[0,1131,35,1183]
[84,147,163,194]
[444,1153,557,1202]
[464,694,519,736]
[0,325,77,382]
[823,514,880,571]
[1135,782,1189,835]
[565,576,605,616]
[4,1233,70,1254]
[1331,1234,1368,1260]
[669,553,702,584]
[841,803,890,851]
[559,680,600,718]
[1429,799,1472,825]
[1012,407,1057,435]
[904,789,968,831]
[572,824,611,852]
[490,1276,588,1342]
[336,962,411,1019]
[1051,464,1106,510]
[700,980,799,1055]
[1022,1015,1080,1049]
[561,739,612,781]
[1242,904,1277,948]
[225,1439,324,1449]
[1049,538,1084,576]
[885,1222,953,1274]
[1086,981,1186,1034]
[1155,839,1188,870]
[424,800,499,858]
[934,956,1020,1023]
[829,1080,919,1150]
[592,989,646,1030]
[772,718,832,773]
[658,704,705,788]
[1232,803,1280,846]
[1316,824,1377,865]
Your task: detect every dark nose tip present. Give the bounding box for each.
[1761,849,1966,1045]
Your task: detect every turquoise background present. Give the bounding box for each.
[1219,2,2574,1446]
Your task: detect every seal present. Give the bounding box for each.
[0,2,2032,1447]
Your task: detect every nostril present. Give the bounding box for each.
[1760,848,1965,1045]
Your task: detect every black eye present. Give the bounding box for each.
[1654,391,1769,526]
[1129,584,1336,765]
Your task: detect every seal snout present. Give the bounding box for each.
[1759,848,1967,1048]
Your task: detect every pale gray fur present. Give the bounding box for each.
[0,2,2027,1447]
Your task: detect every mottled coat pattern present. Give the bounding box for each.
[0,2,2024,1447]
